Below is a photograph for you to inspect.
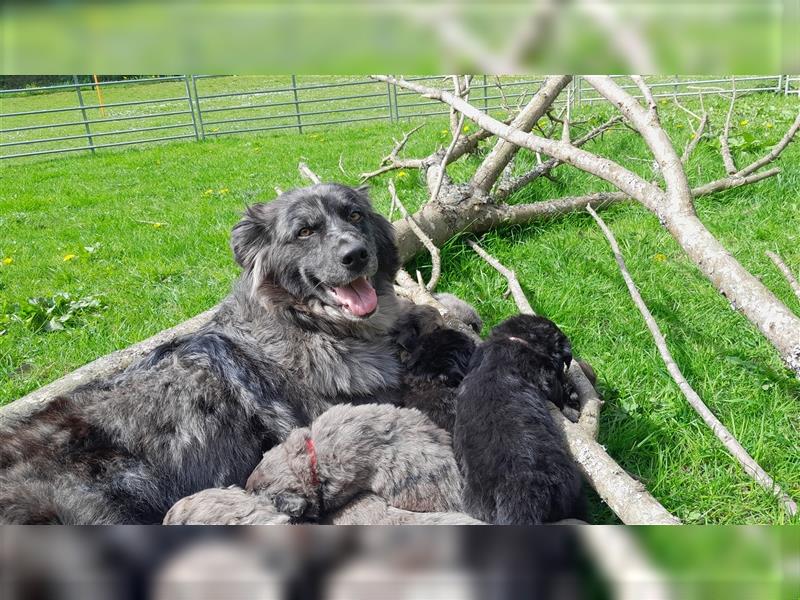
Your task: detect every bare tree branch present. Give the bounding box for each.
[470,76,572,196]
[720,78,738,175]
[360,125,424,181]
[298,162,321,184]
[681,113,708,165]
[587,204,798,517]
[766,251,800,301]
[430,111,466,204]
[495,115,622,200]
[735,111,800,177]
[389,180,441,292]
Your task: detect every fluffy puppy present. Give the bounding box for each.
[390,304,476,433]
[454,315,585,525]
[163,486,290,525]
[324,493,484,525]
[245,403,463,520]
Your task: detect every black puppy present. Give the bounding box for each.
[390,304,476,433]
[454,314,585,524]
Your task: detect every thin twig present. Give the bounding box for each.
[587,204,798,517]
[681,113,708,165]
[631,75,657,121]
[389,179,441,292]
[720,77,738,175]
[766,251,800,301]
[735,111,800,177]
[298,162,321,184]
[430,111,466,204]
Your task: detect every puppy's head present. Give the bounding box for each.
[245,430,319,520]
[231,184,399,324]
[390,303,445,354]
[488,314,572,374]
[407,329,477,386]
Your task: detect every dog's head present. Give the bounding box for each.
[485,314,572,375]
[245,430,320,520]
[231,183,399,324]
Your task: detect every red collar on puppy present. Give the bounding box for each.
[305,437,320,488]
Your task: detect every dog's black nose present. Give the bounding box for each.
[340,243,369,270]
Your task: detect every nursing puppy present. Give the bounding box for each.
[390,304,476,433]
[245,403,463,520]
[0,184,405,524]
[454,315,585,525]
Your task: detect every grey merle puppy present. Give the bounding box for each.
[454,315,586,525]
[0,184,406,524]
[245,403,463,520]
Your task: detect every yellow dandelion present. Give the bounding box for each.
[218,188,229,195]
[63,254,77,262]
[462,125,470,133]
[152,222,163,229]
[203,189,214,196]
[2,257,13,265]
[440,129,449,135]
[766,122,773,128]
[653,253,667,262]
[396,171,408,179]
[739,119,749,126]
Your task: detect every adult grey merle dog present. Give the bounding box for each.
[0,183,408,524]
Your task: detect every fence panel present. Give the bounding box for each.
[0,76,198,160]
[1,75,796,162]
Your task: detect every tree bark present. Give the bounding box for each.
[470,75,572,195]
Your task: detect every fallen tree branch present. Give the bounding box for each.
[681,113,708,165]
[466,239,603,438]
[766,251,800,301]
[735,111,800,178]
[298,162,321,184]
[430,111,466,204]
[470,76,572,196]
[360,125,424,181]
[720,78,738,175]
[389,180,441,292]
[495,115,623,200]
[587,204,798,517]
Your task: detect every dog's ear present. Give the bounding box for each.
[371,213,400,277]
[231,204,273,268]
[273,492,308,518]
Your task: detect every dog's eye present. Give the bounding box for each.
[297,227,314,238]
[348,211,363,223]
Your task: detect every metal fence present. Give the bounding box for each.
[1,75,797,161]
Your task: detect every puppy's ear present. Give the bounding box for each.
[231,204,273,268]
[273,492,308,518]
[556,336,573,372]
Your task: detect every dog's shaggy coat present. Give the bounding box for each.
[324,493,484,525]
[245,403,463,520]
[454,315,585,525]
[0,184,409,524]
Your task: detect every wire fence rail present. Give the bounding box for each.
[1,75,797,162]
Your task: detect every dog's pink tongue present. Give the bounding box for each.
[332,277,378,316]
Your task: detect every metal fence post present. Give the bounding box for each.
[73,75,95,154]
[483,75,489,113]
[386,81,394,122]
[393,80,400,121]
[184,75,200,141]
[291,75,303,134]
[191,75,206,140]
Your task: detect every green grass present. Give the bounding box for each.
[1,86,798,525]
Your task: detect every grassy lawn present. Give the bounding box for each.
[1,84,798,525]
